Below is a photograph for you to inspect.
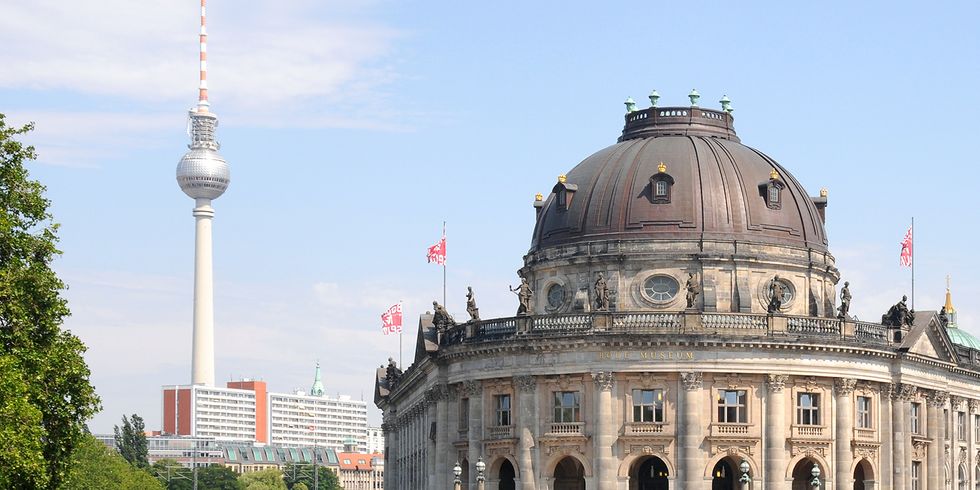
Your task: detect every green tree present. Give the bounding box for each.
[282,463,340,490]
[197,465,244,490]
[240,468,287,490]
[62,434,162,490]
[292,484,308,490]
[0,114,100,488]
[114,414,149,468]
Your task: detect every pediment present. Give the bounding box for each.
[901,310,957,362]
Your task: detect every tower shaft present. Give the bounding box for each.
[191,198,215,386]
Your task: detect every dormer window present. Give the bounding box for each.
[552,175,578,212]
[759,169,785,210]
[648,162,674,204]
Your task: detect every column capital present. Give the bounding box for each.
[970,399,980,413]
[461,379,482,397]
[680,372,703,391]
[834,378,857,396]
[592,371,615,392]
[766,374,788,393]
[513,375,536,394]
[949,395,964,410]
[928,390,950,408]
[891,383,917,401]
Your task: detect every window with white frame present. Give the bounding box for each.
[717,390,747,424]
[856,396,872,429]
[553,391,580,423]
[911,461,920,490]
[796,392,820,425]
[494,394,511,426]
[632,389,665,423]
[959,412,967,441]
[910,402,921,434]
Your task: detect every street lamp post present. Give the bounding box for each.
[476,457,486,490]
[453,461,462,490]
[810,465,822,488]
[739,459,751,490]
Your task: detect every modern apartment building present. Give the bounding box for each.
[162,380,267,443]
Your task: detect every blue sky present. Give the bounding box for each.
[1,0,978,433]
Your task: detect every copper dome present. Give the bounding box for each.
[530,106,829,253]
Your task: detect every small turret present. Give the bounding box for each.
[310,362,325,396]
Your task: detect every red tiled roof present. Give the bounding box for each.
[337,452,383,471]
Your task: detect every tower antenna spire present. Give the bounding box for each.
[197,0,209,112]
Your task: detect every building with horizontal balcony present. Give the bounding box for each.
[374,91,980,490]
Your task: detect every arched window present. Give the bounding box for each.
[648,170,674,204]
[768,185,780,204]
[759,169,785,210]
[959,464,967,490]
[974,463,980,490]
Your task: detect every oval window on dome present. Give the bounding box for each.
[547,284,566,309]
[644,276,679,302]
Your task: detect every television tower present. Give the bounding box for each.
[176,0,230,387]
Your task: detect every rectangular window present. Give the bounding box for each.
[655,180,667,197]
[494,394,511,426]
[459,398,469,430]
[632,389,665,423]
[945,409,950,440]
[856,396,872,429]
[910,403,921,434]
[553,391,580,423]
[958,411,967,441]
[717,390,747,424]
[796,392,821,426]
[911,461,920,490]
[768,185,780,203]
[975,414,979,441]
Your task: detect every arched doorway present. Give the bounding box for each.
[791,459,821,490]
[554,456,586,490]
[498,459,516,490]
[711,458,737,490]
[630,456,669,490]
[853,458,875,490]
[460,458,470,490]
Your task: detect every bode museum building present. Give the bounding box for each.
[375,92,980,490]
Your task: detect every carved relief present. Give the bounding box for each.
[593,371,615,391]
[949,395,963,410]
[798,376,820,392]
[766,374,788,393]
[971,399,980,413]
[513,375,536,393]
[722,373,742,390]
[681,372,703,391]
[624,444,670,456]
[834,378,857,396]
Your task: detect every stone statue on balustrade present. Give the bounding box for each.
[881,295,914,327]
[432,300,456,331]
[837,281,852,320]
[594,272,611,311]
[385,357,403,386]
[510,276,533,316]
[685,273,701,309]
[767,276,785,314]
[465,286,480,322]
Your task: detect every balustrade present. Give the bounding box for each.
[548,422,585,435]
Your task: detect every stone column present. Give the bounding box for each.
[464,380,484,489]
[834,378,856,490]
[878,384,893,490]
[434,384,450,490]
[592,372,616,487]
[679,372,704,488]
[382,415,396,490]
[927,390,948,489]
[891,384,914,489]
[514,375,537,490]
[765,374,789,490]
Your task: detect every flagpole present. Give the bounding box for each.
[911,217,915,311]
[398,300,403,368]
[442,221,447,307]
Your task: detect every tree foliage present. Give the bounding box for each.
[151,461,244,490]
[0,114,101,488]
[62,434,162,490]
[114,413,149,468]
[240,468,287,490]
[282,464,341,490]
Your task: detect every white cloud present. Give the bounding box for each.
[0,1,403,127]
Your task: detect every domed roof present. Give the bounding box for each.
[530,106,829,253]
[948,326,980,350]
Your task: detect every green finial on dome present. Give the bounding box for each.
[625,97,637,114]
[310,361,325,397]
[720,95,732,113]
[689,89,700,106]
[649,90,660,107]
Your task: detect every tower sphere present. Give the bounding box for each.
[176,111,230,200]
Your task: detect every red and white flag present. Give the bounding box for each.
[381,303,403,335]
[426,236,446,266]
[900,225,913,268]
